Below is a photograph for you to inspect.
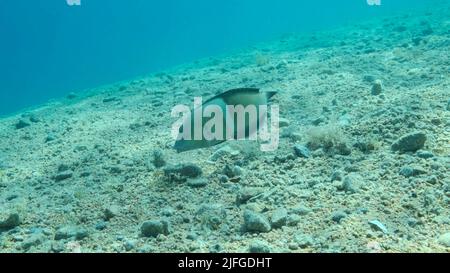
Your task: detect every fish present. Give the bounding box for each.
[174,88,277,153]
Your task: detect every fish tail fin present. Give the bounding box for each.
[265,91,277,100]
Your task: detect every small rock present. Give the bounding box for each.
[140,220,171,237]
[394,25,407,32]
[15,119,31,129]
[276,60,288,69]
[331,211,347,223]
[353,141,375,153]
[286,214,301,226]
[438,232,450,247]
[74,229,89,240]
[391,132,426,153]
[51,241,65,253]
[129,123,142,130]
[57,164,70,172]
[152,149,166,168]
[371,80,383,95]
[54,226,88,240]
[196,204,227,231]
[67,92,77,99]
[248,240,271,253]
[425,175,438,185]
[421,27,433,36]
[163,163,202,181]
[103,97,118,103]
[187,178,208,188]
[412,37,422,46]
[279,118,290,128]
[294,145,311,158]
[209,243,223,253]
[331,170,343,181]
[208,145,240,162]
[312,116,325,126]
[6,194,18,201]
[186,233,198,241]
[335,142,351,156]
[366,241,382,253]
[337,176,357,193]
[270,208,288,229]
[53,170,73,182]
[292,206,312,216]
[124,240,136,251]
[399,166,426,177]
[223,165,243,179]
[363,75,376,83]
[294,234,315,248]
[236,187,263,205]
[29,115,40,123]
[416,150,434,159]
[109,165,123,174]
[95,221,107,230]
[172,164,202,178]
[27,227,44,234]
[243,210,271,233]
[104,205,120,220]
[368,220,388,234]
[0,212,21,230]
[45,133,57,142]
[12,235,24,242]
[161,207,174,217]
[66,241,82,253]
[218,175,228,183]
[288,132,303,141]
[137,245,153,253]
[288,242,299,250]
[430,118,442,126]
[406,217,420,227]
[21,234,45,251]
[312,148,325,157]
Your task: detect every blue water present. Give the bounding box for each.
[0,0,445,116]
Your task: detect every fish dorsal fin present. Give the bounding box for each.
[221,88,260,97]
[203,88,260,105]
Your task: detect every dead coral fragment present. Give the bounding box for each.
[163,163,202,182]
